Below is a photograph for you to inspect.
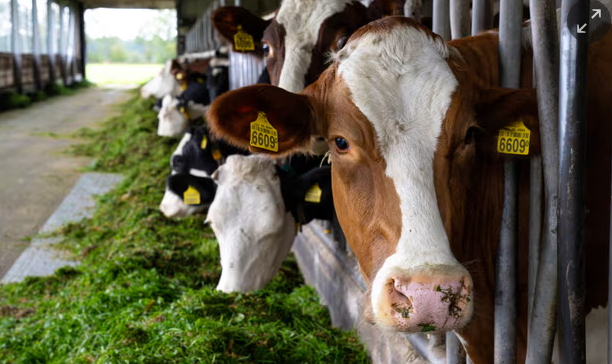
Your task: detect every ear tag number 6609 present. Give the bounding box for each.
[497,121,531,155]
[250,112,279,152]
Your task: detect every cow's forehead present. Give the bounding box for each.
[334,19,456,153]
[276,0,352,42]
[222,155,276,183]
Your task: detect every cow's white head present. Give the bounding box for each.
[141,60,182,99]
[205,154,296,293]
[157,95,189,137]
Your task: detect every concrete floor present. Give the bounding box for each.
[0,87,132,279]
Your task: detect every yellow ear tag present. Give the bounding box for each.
[181,82,187,91]
[201,135,208,150]
[250,111,278,152]
[304,184,322,203]
[234,25,255,51]
[212,149,222,161]
[176,73,183,80]
[183,186,201,205]
[497,121,531,155]
[197,77,204,84]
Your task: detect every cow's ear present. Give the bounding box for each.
[206,84,318,155]
[367,0,406,19]
[474,87,540,157]
[212,6,270,52]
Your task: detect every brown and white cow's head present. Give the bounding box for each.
[213,0,408,93]
[206,17,539,333]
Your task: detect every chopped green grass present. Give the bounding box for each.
[86,63,164,85]
[0,90,369,363]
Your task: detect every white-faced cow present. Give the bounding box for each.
[157,50,232,138]
[204,154,333,293]
[206,17,611,363]
[141,59,182,100]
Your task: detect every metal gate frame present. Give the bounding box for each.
[428,0,593,363]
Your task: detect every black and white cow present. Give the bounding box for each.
[157,49,231,137]
[159,126,248,218]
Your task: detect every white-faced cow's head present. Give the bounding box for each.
[157,95,190,137]
[141,60,182,99]
[205,154,296,293]
[206,17,539,333]
[212,0,407,94]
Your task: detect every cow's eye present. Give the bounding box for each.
[336,36,348,50]
[262,43,271,57]
[335,137,349,151]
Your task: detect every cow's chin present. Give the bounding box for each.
[370,262,474,333]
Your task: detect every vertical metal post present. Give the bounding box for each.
[32,0,41,89]
[495,0,522,363]
[450,0,470,39]
[528,155,542,315]
[433,0,450,41]
[471,0,492,35]
[446,332,465,364]
[526,0,560,362]
[558,0,588,362]
[11,0,23,92]
[77,2,85,79]
[46,0,54,84]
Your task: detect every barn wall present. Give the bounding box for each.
[0,0,82,94]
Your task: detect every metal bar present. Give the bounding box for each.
[450,0,470,39]
[557,0,589,362]
[528,155,542,315]
[471,0,492,35]
[446,331,465,364]
[32,0,41,90]
[401,333,447,364]
[525,0,560,362]
[11,0,22,92]
[433,0,450,41]
[77,2,85,79]
[495,0,523,363]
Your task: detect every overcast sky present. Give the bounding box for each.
[85,8,176,40]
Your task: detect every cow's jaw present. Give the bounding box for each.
[275,0,352,93]
[336,20,473,332]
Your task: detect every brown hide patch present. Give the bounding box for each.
[366,0,405,19]
[304,2,370,87]
[211,6,270,54]
[318,76,402,285]
[206,84,316,155]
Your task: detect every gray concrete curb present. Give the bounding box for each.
[1,172,124,283]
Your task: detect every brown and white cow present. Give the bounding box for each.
[205,17,611,363]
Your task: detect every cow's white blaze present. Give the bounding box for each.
[335,24,463,320]
[275,0,352,93]
[157,95,189,137]
[206,155,295,293]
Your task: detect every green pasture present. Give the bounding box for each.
[0,92,369,363]
[86,63,164,85]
